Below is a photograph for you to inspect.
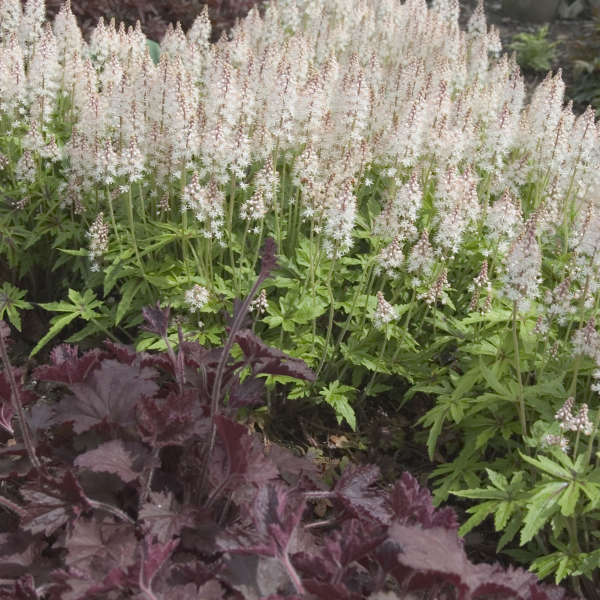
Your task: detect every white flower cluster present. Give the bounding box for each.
[373,291,397,330]
[185,284,210,313]
[419,268,450,306]
[376,236,404,278]
[241,157,279,221]
[541,433,569,453]
[86,212,109,271]
[433,166,480,257]
[250,289,268,314]
[468,260,491,313]
[500,216,542,313]
[374,172,422,242]
[323,178,356,259]
[2,0,600,315]
[181,174,225,240]
[407,230,435,280]
[555,397,594,436]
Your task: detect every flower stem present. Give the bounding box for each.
[0,326,40,469]
[512,301,527,438]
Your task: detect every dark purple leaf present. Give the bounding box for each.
[222,554,290,600]
[101,340,141,365]
[333,465,388,524]
[249,483,306,557]
[64,516,137,579]
[13,575,39,600]
[165,581,226,600]
[212,415,278,493]
[74,440,141,484]
[139,491,207,544]
[139,535,179,590]
[386,521,469,594]
[20,471,92,536]
[303,579,362,600]
[229,376,266,408]
[0,368,36,406]
[34,345,103,384]
[142,302,170,338]
[52,359,158,433]
[265,444,322,488]
[27,402,54,433]
[387,471,458,530]
[293,520,385,589]
[0,531,41,577]
[137,389,200,447]
[234,330,316,382]
[259,237,278,280]
[169,559,225,587]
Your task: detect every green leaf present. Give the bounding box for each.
[519,452,572,480]
[458,500,497,537]
[56,247,88,256]
[452,487,506,501]
[486,468,509,490]
[450,367,480,401]
[497,514,522,552]
[292,295,329,323]
[558,483,580,517]
[494,500,514,531]
[30,312,80,357]
[424,404,448,461]
[530,552,565,581]
[520,481,566,545]
[479,360,510,397]
[147,39,161,64]
[319,381,357,431]
[115,279,143,325]
[0,282,32,331]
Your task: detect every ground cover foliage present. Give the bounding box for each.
[0,244,577,599]
[2,0,600,595]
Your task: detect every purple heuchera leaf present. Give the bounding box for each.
[0,531,41,578]
[259,237,278,280]
[294,519,385,590]
[20,471,91,536]
[228,376,266,409]
[303,579,362,600]
[102,340,142,365]
[139,491,207,544]
[228,483,305,559]
[385,522,468,594]
[34,344,103,384]
[212,415,278,491]
[387,471,458,530]
[74,440,141,484]
[234,330,316,382]
[333,464,388,524]
[0,367,36,434]
[73,536,178,598]
[142,302,170,338]
[52,359,158,433]
[137,389,200,447]
[13,575,39,600]
[64,516,138,591]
